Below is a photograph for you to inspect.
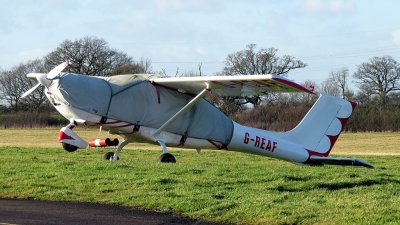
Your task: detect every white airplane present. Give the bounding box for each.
[22,61,373,168]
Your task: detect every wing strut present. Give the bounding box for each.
[153,83,210,137]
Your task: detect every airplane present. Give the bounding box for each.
[21,61,373,168]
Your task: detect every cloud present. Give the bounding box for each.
[392,29,400,46]
[302,0,355,15]
[17,48,47,61]
[195,47,207,56]
[154,0,223,13]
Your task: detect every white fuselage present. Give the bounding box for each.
[33,68,372,168]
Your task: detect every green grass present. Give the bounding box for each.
[1,145,399,225]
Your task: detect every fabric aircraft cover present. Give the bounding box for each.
[55,73,234,144]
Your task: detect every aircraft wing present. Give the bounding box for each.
[150,74,314,96]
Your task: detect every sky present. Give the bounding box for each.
[1,0,400,86]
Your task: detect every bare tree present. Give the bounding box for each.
[319,77,341,97]
[198,62,202,76]
[328,67,352,99]
[158,68,168,77]
[45,36,132,76]
[174,63,204,77]
[353,56,400,105]
[0,70,24,112]
[222,44,307,106]
[223,44,306,76]
[108,58,152,75]
[0,60,48,112]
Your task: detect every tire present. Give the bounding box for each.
[103,152,119,161]
[159,153,176,163]
[62,143,78,152]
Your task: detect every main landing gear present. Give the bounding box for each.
[102,138,176,163]
[157,140,176,163]
[103,151,119,161]
[103,136,129,161]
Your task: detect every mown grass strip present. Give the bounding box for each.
[1,146,399,225]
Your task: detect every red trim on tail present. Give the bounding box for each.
[350,101,357,111]
[306,149,329,157]
[337,117,349,131]
[306,134,339,158]
[326,134,339,150]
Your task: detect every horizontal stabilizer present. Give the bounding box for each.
[309,156,373,168]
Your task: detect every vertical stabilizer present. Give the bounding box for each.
[280,94,356,157]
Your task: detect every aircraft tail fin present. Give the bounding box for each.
[280,94,356,157]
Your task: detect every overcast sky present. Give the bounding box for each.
[1,0,400,85]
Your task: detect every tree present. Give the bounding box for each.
[319,76,341,97]
[353,56,400,105]
[108,58,152,75]
[222,44,306,107]
[327,68,353,99]
[223,44,306,75]
[0,60,48,112]
[45,36,132,76]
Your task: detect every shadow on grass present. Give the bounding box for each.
[268,178,400,192]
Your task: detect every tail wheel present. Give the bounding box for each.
[62,143,78,152]
[159,153,176,163]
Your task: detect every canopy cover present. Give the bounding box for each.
[55,73,234,144]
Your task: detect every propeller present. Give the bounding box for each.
[21,83,40,99]
[21,61,69,99]
[47,61,70,79]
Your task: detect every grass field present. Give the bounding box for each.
[0,129,400,224]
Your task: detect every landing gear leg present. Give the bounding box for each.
[157,140,176,163]
[66,120,77,130]
[103,136,129,161]
[60,120,87,152]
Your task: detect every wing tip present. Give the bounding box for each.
[271,76,315,94]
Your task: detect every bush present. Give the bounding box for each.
[232,101,313,131]
[0,112,68,128]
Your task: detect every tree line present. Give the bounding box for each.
[1,36,400,131]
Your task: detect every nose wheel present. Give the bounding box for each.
[59,121,88,152]
[62,143,78,152]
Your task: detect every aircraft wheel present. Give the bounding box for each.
[159,153,176,163]
[103,152,119,161]
[62,143,78,152]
